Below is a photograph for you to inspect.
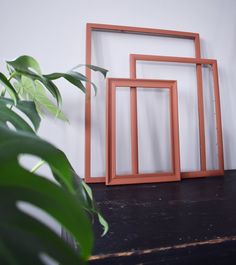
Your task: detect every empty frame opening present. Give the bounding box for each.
[90,29,195,179]
[202,65,219,170]
[91,74,107,177]
[113,84,176,178]
[137,87,172,174]
[116,87,132,175]
[135,61,201,172]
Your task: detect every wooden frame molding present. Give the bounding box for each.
[85,23,203,183]
[106,78,181,186]
[130,54,224,178]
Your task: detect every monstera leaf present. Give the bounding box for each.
[7,56,62,105]
[0,55,109,264]
[0,97,41,133]
[6,55,108,106]
[14,77,68,121]
[0,125,93,264]
[0,73,18,104]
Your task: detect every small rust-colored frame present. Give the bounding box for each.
[130,54,224,178]
[85,23,203,183]
[106,78,181,185]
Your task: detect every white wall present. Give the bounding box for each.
[1,0,236,175]
[82,0,236,174]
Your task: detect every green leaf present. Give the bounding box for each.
[6,56,62,105]
[0,205,84,265]
[72,64,108,78]
[0,97,41,132]
[16,77,67,121]
[0,97,14,108]
[44,71,86,93]
[82,182,109,236]
[39,78,62,105]
[0,239,18,265]
[81,181,94,200]
[98,212,109,237]
[44,71,99,95]
[6,55,42,75]
[0,55,109,263]
[16,100,41,131]
[0,125,93,260]
[18,75,38,99]
[0,103,35,133]
[34,81,68,121]
[14,76,34,100]
[0,73,18,104]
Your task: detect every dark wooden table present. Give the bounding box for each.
[89,170,236,264]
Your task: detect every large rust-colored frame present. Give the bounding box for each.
[106,78,181,185]
[85,23,203,183]
[130,54,224,178]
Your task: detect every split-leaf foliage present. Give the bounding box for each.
[0,55,108,264]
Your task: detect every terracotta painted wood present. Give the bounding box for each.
[106,78,181,186]
[85,23,203,183]
[129,54,224,178]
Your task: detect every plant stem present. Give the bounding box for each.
[8,72,17,82]
[31,159,45,173]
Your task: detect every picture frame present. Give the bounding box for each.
[106,78,181,185]
[130,54,224,178]
[85,23,203,183]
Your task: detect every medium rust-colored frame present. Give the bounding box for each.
[130,54,224,178]
[106,78,181,185]
[85,23,203,183]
